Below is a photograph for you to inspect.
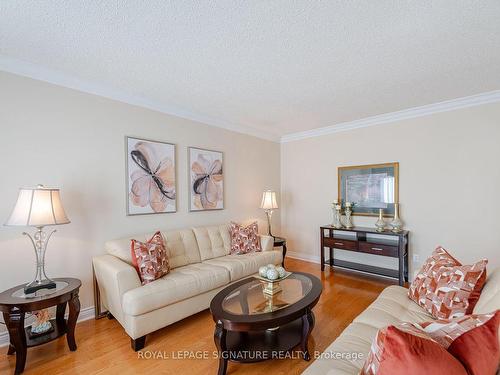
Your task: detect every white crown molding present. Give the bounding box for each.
[281,90,500,143]
[0,55,281,143]
[0,305,95,348]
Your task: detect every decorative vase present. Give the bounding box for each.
[390,203,403,233]
[343,202,353,229]
[332,204,343,229]
[375,209,386,232]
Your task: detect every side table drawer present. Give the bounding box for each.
[358,242,398,258]
[323,238,358,251]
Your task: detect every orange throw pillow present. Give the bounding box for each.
[408,246,487,319]
[361,325,467,375]
[131,231,170,285]
[361,311,500,375]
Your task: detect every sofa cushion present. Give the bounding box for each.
[229,221,261,254]
[131,231,170,285]
[409,247,487,319]
[105,229,201,269]
[202,250,282,281]
[192,224,231,260]
[122,263,229,316]
[360,325,468,375]
[354,286,434,329]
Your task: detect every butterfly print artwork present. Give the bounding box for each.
[189,147,224,211]
[127,137,176,214]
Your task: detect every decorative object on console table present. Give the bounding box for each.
[260,190,278,236]
[332,203,343,229]
[375,208,386,232]
[343,202,354,229]
[390,203,404,233]
[338,162,399,216]
[5,185,70,295]
[320,225,409,286]
[0,278,81,374]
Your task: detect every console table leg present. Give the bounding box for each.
[301,308,315,361]
[3,310,27,374]
[7,343,16,355]
[282,243,287,267]
[214,321,228,375]
[67,291,80,351]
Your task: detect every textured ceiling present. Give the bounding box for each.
[1,1,500,140]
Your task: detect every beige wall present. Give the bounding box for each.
[281,102,500,278]
[0,72,280,331]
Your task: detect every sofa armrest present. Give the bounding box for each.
[260,235,274,251]
[92,254,141,322]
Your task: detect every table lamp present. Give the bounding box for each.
[5,185,70,294]
[260,190,278,237]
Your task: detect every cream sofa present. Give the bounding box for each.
[303,268,500,374]
[92,224,282,351]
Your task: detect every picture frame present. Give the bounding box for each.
[188,147,224,211]
[338,162,399,216]
[125,136,177,215]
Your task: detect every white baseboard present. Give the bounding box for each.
[286,250,321,264]
[0,305,95,348]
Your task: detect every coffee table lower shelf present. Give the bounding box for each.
[223,318,303,363]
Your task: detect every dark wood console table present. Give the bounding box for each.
[320,226,408,285]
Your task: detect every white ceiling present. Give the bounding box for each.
[1,1,500,141]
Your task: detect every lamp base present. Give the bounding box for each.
[24,279,57,295]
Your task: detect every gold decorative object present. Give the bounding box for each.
[390,203,403,233]
[256,271,292,295]
[375,208,386,232]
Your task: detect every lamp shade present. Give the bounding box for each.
[5,185,70,227]
[260,190,278,210]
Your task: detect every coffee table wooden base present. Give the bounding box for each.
[214,311,314,375]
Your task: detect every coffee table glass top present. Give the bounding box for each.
[222,273,313,315]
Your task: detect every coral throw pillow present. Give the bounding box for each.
[361,311,500,375]
[131,231,170,285]
[229,221,261,255]
[408,246,487,319]
[361,325,467,375]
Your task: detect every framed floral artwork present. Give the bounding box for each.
[126,136,176,215]
[189,147,224,211]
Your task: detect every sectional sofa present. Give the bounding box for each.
[303,267,500,374]
[92,224,282,350]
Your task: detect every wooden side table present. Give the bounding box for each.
[273,237,287,267]
[0,278,81,374]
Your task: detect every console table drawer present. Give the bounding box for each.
[358,242,398,258]
[323,238,358,251]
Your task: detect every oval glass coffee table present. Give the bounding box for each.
[210,272,322,375]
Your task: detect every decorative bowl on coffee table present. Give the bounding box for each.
[255,271,292,295]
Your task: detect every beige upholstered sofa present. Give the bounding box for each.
[303,268,500,375]
[92,224,281,351]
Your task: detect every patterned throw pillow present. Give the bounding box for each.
[361,311,500,375]
[408,246,487,319]
[130,231,170,285]
[229,221,261,255]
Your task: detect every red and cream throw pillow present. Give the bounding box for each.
[229,221,261,255]
[361,311,500,375]
[131,231,170,285]
[408,246,487,319]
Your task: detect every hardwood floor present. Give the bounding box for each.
[0,258,395,375]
